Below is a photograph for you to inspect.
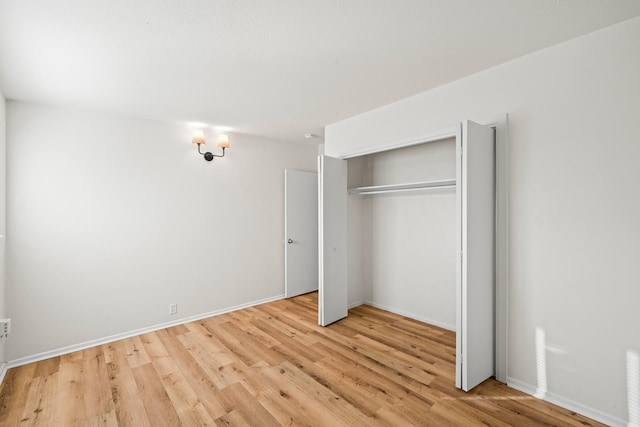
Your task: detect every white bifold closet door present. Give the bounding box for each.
[317,155,348,326]
[456,120,496,391]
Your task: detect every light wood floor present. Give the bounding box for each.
[0,292,604,426]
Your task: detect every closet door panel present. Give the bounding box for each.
[318,155,348,326]
[457,120,496,391]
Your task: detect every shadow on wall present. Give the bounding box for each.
[629,349,639,427]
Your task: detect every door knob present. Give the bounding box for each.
[287,239,293,244]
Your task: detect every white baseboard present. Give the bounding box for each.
[6,294,285,371]
[507,377,627,427]
[363,300,456,332]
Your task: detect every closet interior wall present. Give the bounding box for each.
[347,138,458,330]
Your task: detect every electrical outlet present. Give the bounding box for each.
[0,318,11,338]
[169,303,177,315]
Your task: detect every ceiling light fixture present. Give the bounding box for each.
[192,130,230,161]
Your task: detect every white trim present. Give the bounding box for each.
[494,114,509,384]
[507,377,627,427]
[6,294,285,370]
[317,155,324,326]
[0,362,7,385]
[337,116,502,160]
[364,300,456,332]
[348,300,364,309]
[455,121,463,389]
[284,169,290,297]
[340,126,458,159]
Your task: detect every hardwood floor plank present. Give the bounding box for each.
[81,346,115,420]
[390,318,456,345]
[349,332,455,381]
[54,352,86,426]
[104,341,152,427]
[215,381,280,427]
[249,367,321,426]
[0,293,607,427]
[122,335,151,369]
[430,397,514,427]
[18,375,48,426]
[153,327,229,419]
[138,330,217,426]
[320,343,436,403]
[304,357,388,418]
[251,318,324,364]
[376,404,450,427]
[274,360,383,426]
[311,336,432,391]
[258,362,375,426]
[347,317,456,364]
[269,302,320,330]
[248,305,321,347]
[216,321,285,367]
[0,362,37,426]
[179,333,246,390]
[311,342,446,425]
[161,370,217,426]
[355,334,439,385]
[183,321,238,365]
[131,363,182,427]
[38,371,61,426]
[168,324,190,335]
[213,408,250,426]
[32,357,60,379]
[86,409,119,427]
[201,321,261,367]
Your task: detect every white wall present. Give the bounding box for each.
[326,17,640,425]
[0,92,6,366]
[6,101,317,361]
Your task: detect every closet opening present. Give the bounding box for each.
[346,137,458,333]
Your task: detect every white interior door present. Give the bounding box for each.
[318,155,348,326]
[456,120,496,391]
[284,170,318,298]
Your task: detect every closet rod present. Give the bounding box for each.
[352,185,456,196]
[348,178,456,196]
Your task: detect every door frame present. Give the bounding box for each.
[337,114,508,384]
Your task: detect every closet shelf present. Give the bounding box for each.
[348,179,456,196]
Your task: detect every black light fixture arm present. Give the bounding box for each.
[197,143,226,162]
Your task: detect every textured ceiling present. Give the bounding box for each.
[1,0,639,143]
